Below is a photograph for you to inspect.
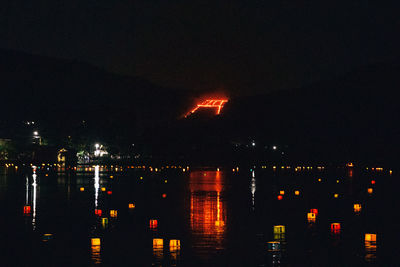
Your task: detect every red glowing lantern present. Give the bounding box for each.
[310,209,318,216]
[371,180,376,185]
[95,209,102,216]
[107,191,112,195]
[277,195,283,200]
[162,193,167,198]
[331,223,341,233]
[23,205,31,214]
[149,219,158,229]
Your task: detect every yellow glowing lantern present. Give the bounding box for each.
[101,187,106,191]
[273,225,285,234]
[110,210,118,217]
[354,204,362,213]
[318,178,322,182]
[169,239,181,251]
[367,188,373,194]
[279,190,285,195]
[307,212,316,222]
[101,218,108,227]
[91,238,101,246]
[294,190,300,196]
[365,233,377,242]
[110,175,113,179]
[389,170,393,175]
[80,187,85,192]
[128,203,135,209]
[334,193,339,198]
[153,238,163,248]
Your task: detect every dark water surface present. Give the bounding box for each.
[0,165,397,266]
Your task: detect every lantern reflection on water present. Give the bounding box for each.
[91,238,101,264]
[267,241,281,251]
[365,234,377,261]
[153,238,163,263]
[189,171,227,257]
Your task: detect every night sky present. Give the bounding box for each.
[1,1,399,95]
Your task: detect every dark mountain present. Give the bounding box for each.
[0,49,192,145]
[151,61,400,164]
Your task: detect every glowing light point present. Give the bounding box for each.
[186,99,228,117]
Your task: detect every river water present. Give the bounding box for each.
[0,165,396,266]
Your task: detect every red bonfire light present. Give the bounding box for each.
[186,99,228,117]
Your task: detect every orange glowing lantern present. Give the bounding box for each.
[101,187,106,191]
[91,238,101,246]
[367,188,373,194]
[307,212,316,222]
[110,210,118,217]
[80,187,85,192]
[150,219,158,229]
[354,204,362,213]
[95,209,102,216]
[294,190,300,196]
[169,239,181,251]
[23,205,31,214]
[279,190,285,195]
[331,223,341,233]
[310,209,318,216]
[277,195,283,200]
[153,238,163,248]
[365,233,377,242]
[128,203,135,209]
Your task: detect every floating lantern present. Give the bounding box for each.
[107,191,112,195]
[267,241,281,252]
[164,180,168,183]
[336,180,340,183]
[110,175,114,179]
[365,233,377,242]
[153,238,163,248]
[310,209,318,216]
[331,223,341,233]
[307,213,316,223]
[95,209,102,216]
[277,195,283,200]
[101,187,106,191]
[354,204,362,213]
[150,219,158,229]
[110,210,118,217]
[294,190,300,196]
[318,178,322,182]
[371,180,376,185]
[101,218,108,227]
[273,225,285,234]
[23,205,31,214]
[42,234,53,242]
[367,188,373,194]
[279,190,285,195]
[162,193,167,198]
[334,193,339,198]
[389,170,393,175]
[128,203,135,209]
[80,187,85,192]
[91,238,101,246]
[169,239,181,251]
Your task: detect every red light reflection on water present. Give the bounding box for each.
[189,171,227,258]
